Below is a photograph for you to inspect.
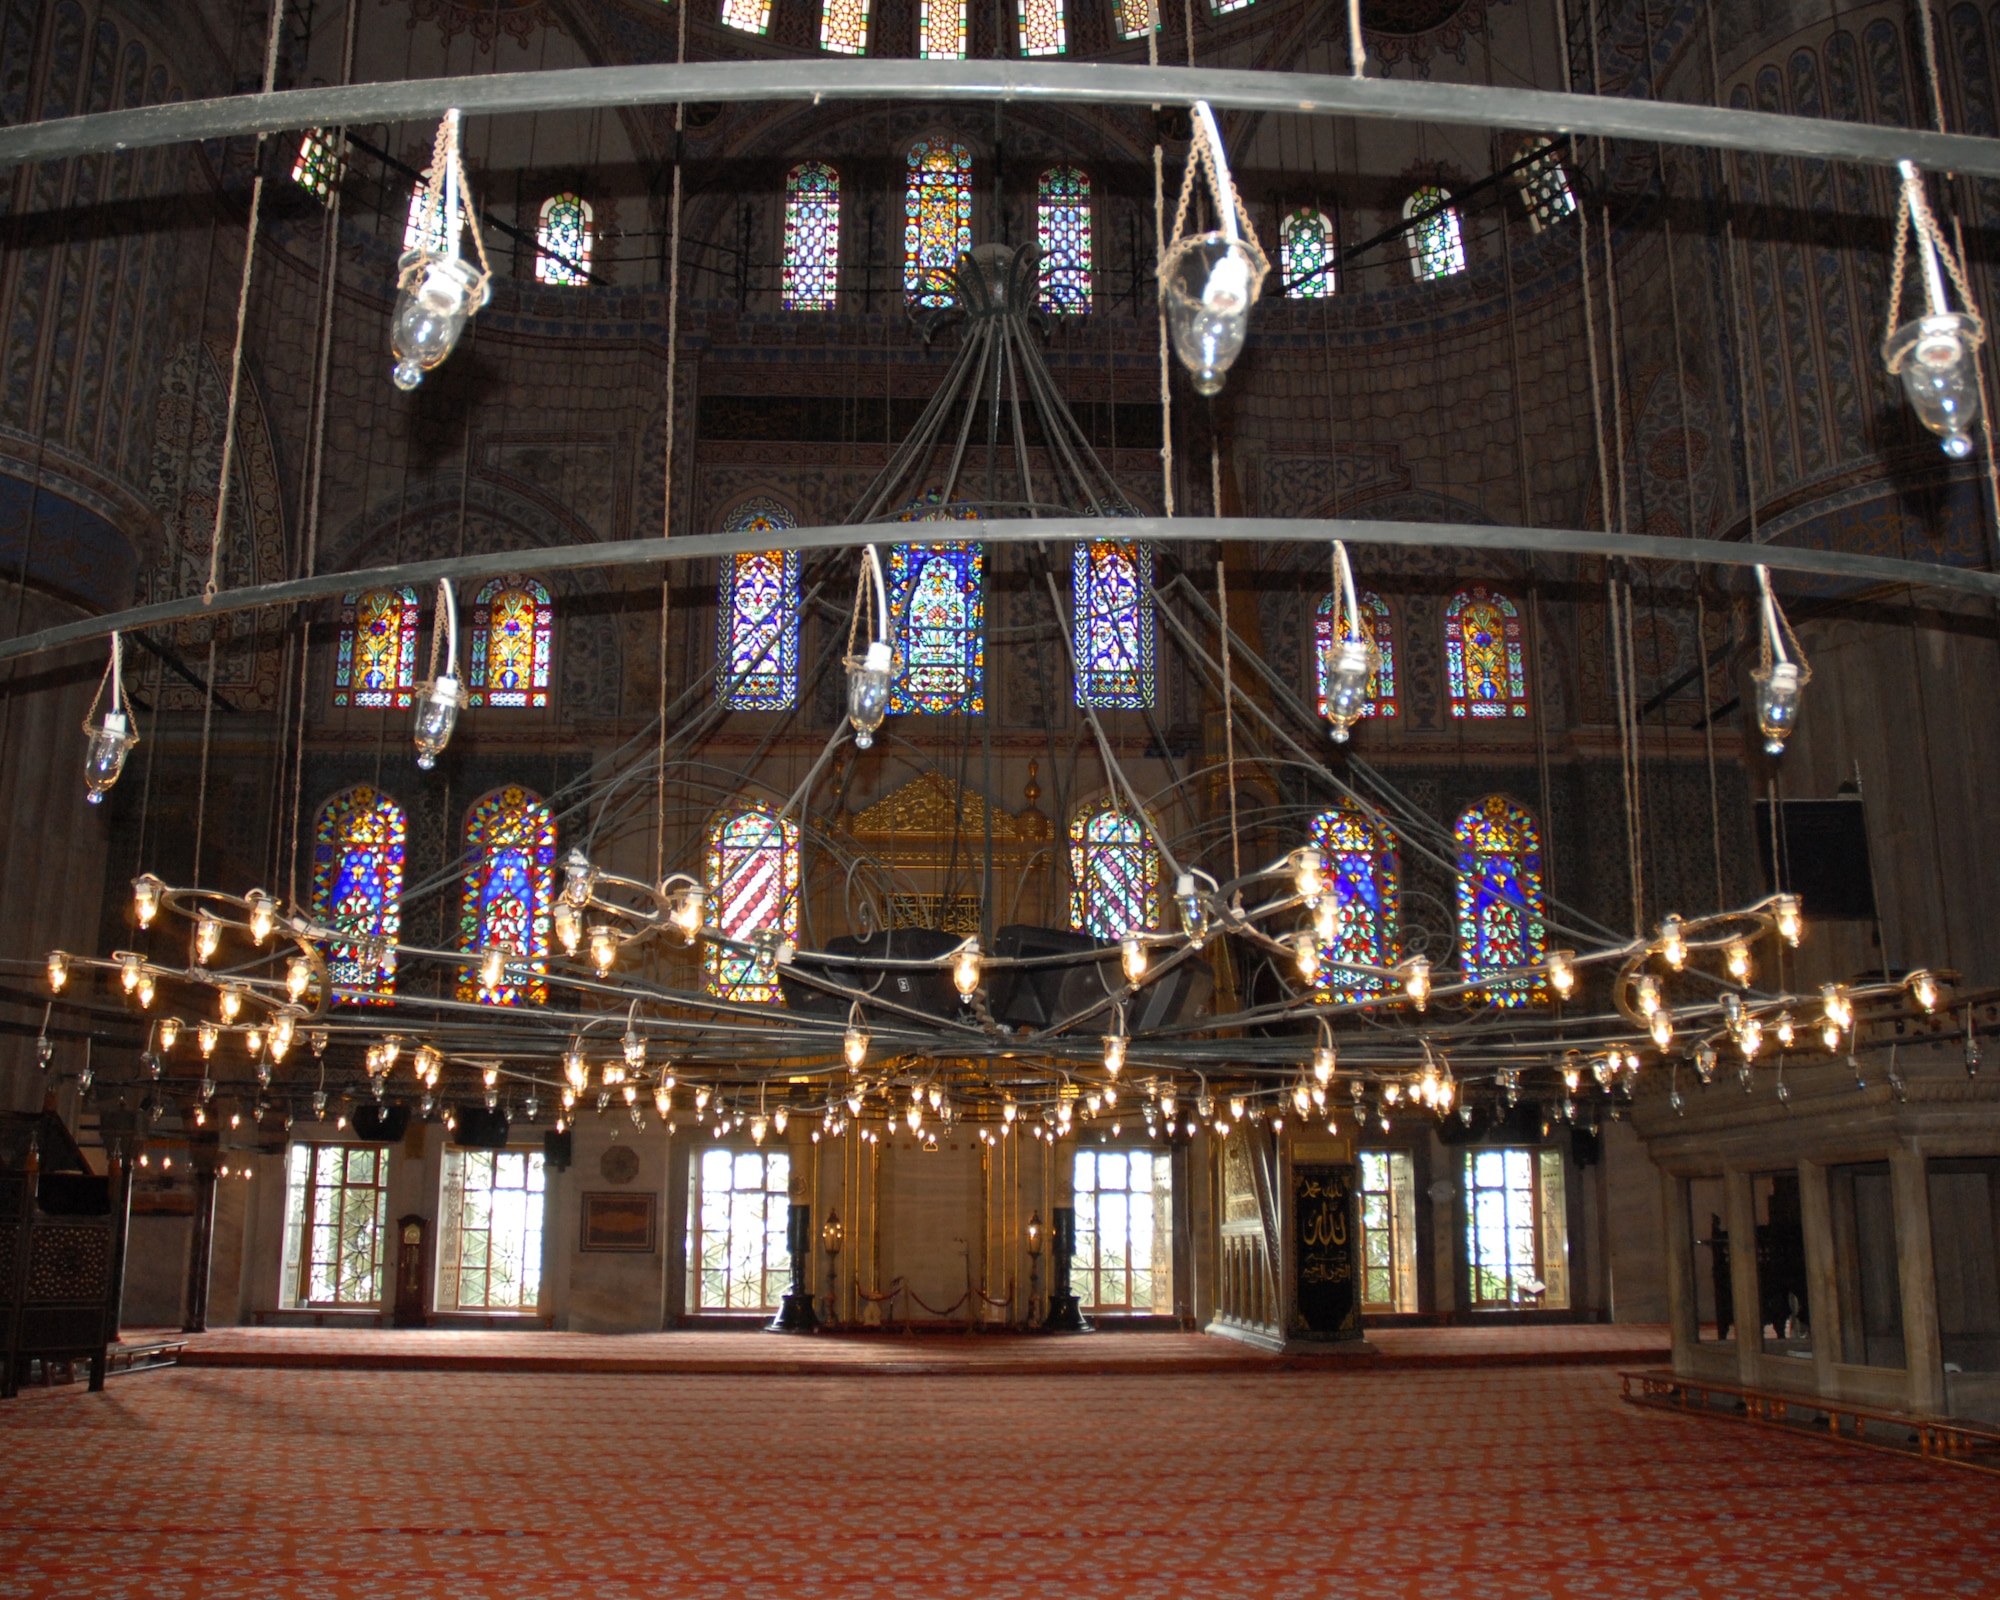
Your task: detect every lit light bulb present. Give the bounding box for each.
[120,952,142,993]
[1725,940,1751,982]
[845,640,894,749]
[1650,1009,1673,1051]
[83,708,137,803]
[412,673,468,769]
[1292,1083,1311,1115]
[1104,1033,1126,1076]
[1773,894,1803,948]
[1822,984,1853,1031]
[1635,975,1662,1017]
[1290,846,1325,902]
[1739,1015,1763,1059]
[248,891,277,945]
[622,1083,638,1107]
[554,902,582,956]
[1547,951,1576,999]
[244,1026,263,1057]
[1884,309,1985,458]
[1752,659,1805,757]
[1383,1082,1401,1106]
[773,1106,788,1135]
[844,1022,868,1071]
[198,1021,218,1058]
[1312,1043,1335,1084]
[218,985,243,1023]
[1775,1012,1796,1049]
[480,947,505,991]
[695,1087,710,1111]
[136,974,155,1009]
[905,1104,922,1134]
[270,1012,295,1060]
[1312,892,1338,946]
[1822,1019,1842,1053]
[1294,931,1319,983]
[952,941,982,999]
[159,1017,180,1053]
[590,926,617,977]
[132,875,163,928]
[1322,634,1376,744]
[847,1091,864,1117]
[1402,956,1430,1010]
[194,912,221,966]
[1910,970,1941,1013]
[46,950,67,992]
[286,956,312,1003]
[671,886,705,944]
[1161,231,1267,396]
[750,1114,769,1145]
[1121,935,1148,984]
[390,249,489,390]
[381,1037,402,1071]
[654,1083,672,1116]
[1659,916,1686,971]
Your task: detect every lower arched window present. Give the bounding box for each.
[1454,796,1547,1006]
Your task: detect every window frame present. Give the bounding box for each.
[466,575,554,710]
[310,785,406,1007]
[687,1144,794,1312]
[1279,206,1338,299]
[1403,184,1466,280]
[1462,1145,1570,1311]
[281,1142,392,1310]
[1072,1146,1173,1314]
[438,1146,548,1313]
[1358,1148,1420,1314]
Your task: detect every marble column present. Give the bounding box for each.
[1724,1168,1762,1384]
[1796,1158,1840,1392]
[1660,1170,1697,1375]
[1889,1143,1944,1413]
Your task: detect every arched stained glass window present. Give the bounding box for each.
[1018,0,1065,56]
[888,543,985,714]
[1310,804,1398,1002]
[468,577,552,709]
[919,0,968,56]
[403,187,449,255]
[782,162,841,309]
[1314,591,1396,721]
[1515,138,1577,232]
[457,786,557,1006]
[716,498,802,712]
[1444,585,1529,718]
[1069,800,1159,939]
[535,193,591,286]
[1404,186,1466,280]
[821,0,869,52]
[1036,167,1091,313]
[311,787,405,1006]
[1455,796,1547,1006]
[334,587,420,709]
[905,140,973,305]
[1073,539,1155,708]
[722,0,772,35]
[705,804,801,1005]
[1112,0,1158,38]
[1280,208,1336,298]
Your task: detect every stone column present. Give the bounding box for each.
[1796,1158,1839,1392]
[1723,1168,1762,1384]
[1889,1143,1944,1413]
[182,1138,220,1334]
[1660,1169,1697,1375]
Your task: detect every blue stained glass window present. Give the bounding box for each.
[1309,804,1397,1002]
[783,163,840,310]
[535,193,591,286]
[1036,167,1091,313]
[1280,208,1336,298]
[1405,185,1466,280]
[1444,585,1528,718]
[1069,800,1158,939]
[888,542,985,714]
[715,498,802,711]
[311,787,405,1006]
[458,786,557,1006]
[1072,539,1155,708]
[1314,590,1396,721]
[906,140,973,306]
[1455,796,1547,1007]
[705,804,801,1005]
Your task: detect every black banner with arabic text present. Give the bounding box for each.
[1292,1162,1362,1339]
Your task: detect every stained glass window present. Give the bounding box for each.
[292,130,340,201]
[1019,0,1065,56]
[1454,795,1547,1007]
[692,1148,792,1310]
[403,186,449,255]
[334,587,420,709]
[1444,585,1528,718]
[1069,799,1159,939]
[1309,804,1398,1002]
[705,803,801,1005]
[280,1144,389,1309]
[1314,590,1396,721]
[1280,207,1336,298]
[1213,0,1252,16]
[1073,1149,1173,1312]
[782,163,841,310]
[919,0,968,56]
[457,786,557,1006]
[1036,167,1091,313]
[821,0,870,51]
[311,786,405,1006]
[886,543,984,714]
[439,1149,545,1311]
[1515,138,1577,232]
[905,139,973,304]
[1404,185,1466,280]
[1113,0,1159,38]
[468,577,552,709]
[1072,540,1155,708]
[722,0,771,34]
[535,193,591,286]
[716,499,802,712]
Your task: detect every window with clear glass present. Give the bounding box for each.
[690,1148,792,1310]
[1515,138,1577,232]
[311,786,405,1006]
[821,0,870,52]
[1464,1147,1568,1309]
[333,587,420,708]
[437,1148,546,1312]
[458,786,557,1005]
[782,163,841,309]
[1069,800,1159,939]
[1404,185,1465,280]
[1280,207,1336,298]
[1359,1149,1419,1313]
[1073,1148,1173,1312]
[704,804,801,1004]
[905,140,973,303]
[1036,167,1090,312]
[292,130,341,200]
[280,1144,391,1309]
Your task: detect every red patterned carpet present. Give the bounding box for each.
[3,1359,1995,1599]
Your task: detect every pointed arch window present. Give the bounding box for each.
[1310,804,1398,1002]
[1073,539,1155,708]
[1280,208,1337,298]
[1455,797,1547,1007]
[821,0,869,51]
[1514,138,1576,232]
[1019,0,1065,56]
[919,0,968,56]
[705,804,801,1005]
[1444,585,1528,718]
[334,587,420,709]
[311,787,405,1006]
[1069,801,1159,939]
[535,193,591,286]
[1112,0,1158,37]
[1314,590,1396,722]
[905,140,973,305]
[722,0,772,35]
[403,187,449,255]
[1404,186,1465,280]
[457,786,557,1006]
[468,577,552,709]
[1036,167,1091,313]
[782,162,841,309]
[888,542,985,714]
[716,499,802,712]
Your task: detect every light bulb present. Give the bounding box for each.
[1773,894,1803,948]
[1659,916,1686,970]
[197,1021,218,1058]
[479,947,505,991]
[271,1012,294,1060]
[696,1087,711,1111]
[1402,956,1430,1010]
[136,974,155,1009]
[1725,940,1751,982]
[773,1106,789,1135]
[218,985,243,1023]
[83,709,137,803]
[905,1104,922,1133]
[132,875,163,928]
[1292,1083,1310,1114]
[412,673,467,769]
[847,1091,865,1117]
[1775,1012,1795,1049]
[750,1114,769,1145]
[1822,983,1853,1031]
[590,927,617,977]
[1322,635,1375,743]
[564,1047,587,1092]
[1104,1034,1126,1076]
[1822,1019,1842,1053]
[1313,1044,1334,1084]
[119,952,142,993]
[952,941,982,998]
[1751,659,1805,756]
[1160,232,1266,396]
[244,1026,263,1056]
[623,1030,647,1071]
[554,902,582,956]
[390,250,488,390]
[1174,874,1209,946]
[1383,1082,1401,1106]
[381,1036,402,1070]
[1694,1045,1717,1084]
[1122,935,1148,984]
[1635,975,1662,1017]
[1290,846,1325,902]
[622,1083,638,1107]
[46,950,67,992]
[1910,970,1941,1013]
[1312,893,1339,946]
[1739,1015,1763,1059]
[845,640,894,749]
[1884,310,1984,457]
[654,1084,672,1116]
[194,912,220,966]
[1548,951,1576,998]
[1650,1010,1673,1050]
[159,1017,181,1053]
[671,886,705,943]
[286,956,312,1002]
[844,1023,868,1070]
[248,891,276,945]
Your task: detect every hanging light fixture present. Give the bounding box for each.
[844,544,895,750]
[1658,915,1687,970]
[389,109,492,390]
[1294,930,1320,983]
[1401,955,1431,1010]
[1320,541,1378,743]
[1546,950,1576,999]
[1159,102,1269,395]
[1772,893,1804,948]
[1104,1003,1128,1077]
[669,884,705,944]
[1750,567,1810,757]
[589,926,617,977]
[158,1016,180,1053]
[82,631,139,805]
[1725,940,1752,982]
[1121,934,1149,984]
[952,939,982,999]
[1883,162,1986,458]
[553,901,582,956]
[843,1001,869,1071]
[1174,872,1212,947]
[1312,1018,1335,1085]
[131,875,163,929]
[413,579,468,770]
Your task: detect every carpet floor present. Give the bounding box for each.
[2,1361,1994,1599]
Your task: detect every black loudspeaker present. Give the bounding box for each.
[35,1171,110,1216]
[351,1104,410,1144]
[452,1105,511,1149]
[1570,1126,1602,1168]
[779,925,966,1021]
[1754,798,1876,920]
[543,1128,573,1171]
[988,924,1214,1036]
